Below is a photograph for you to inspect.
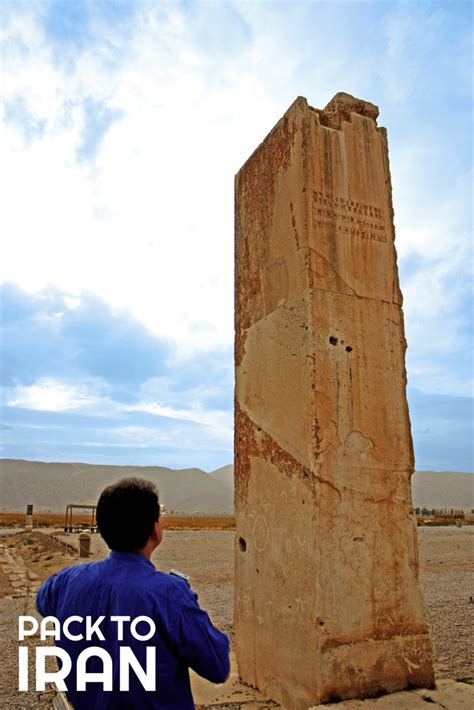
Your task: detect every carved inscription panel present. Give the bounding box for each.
[312,190,387,243]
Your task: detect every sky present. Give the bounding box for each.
[0,0,472,473]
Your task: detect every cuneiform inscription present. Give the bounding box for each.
[312,190,387,243]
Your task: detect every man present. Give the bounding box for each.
[36,477,230,709]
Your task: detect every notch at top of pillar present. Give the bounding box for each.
[236,92,381,177]
[289,92,379,130]
[319,92,379,129]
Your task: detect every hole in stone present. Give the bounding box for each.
[329,336,338,345]
[256,568,259,574]
[346,345,353,352]
[302,500,306,505]
[238,537,247,552]
[319,620,324,626]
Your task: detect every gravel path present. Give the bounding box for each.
[417,527,473,682]
[153,531,235,641]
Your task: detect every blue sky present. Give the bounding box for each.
[1,0,472,471]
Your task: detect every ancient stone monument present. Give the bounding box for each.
[25,503,33,530]
[234,93,434,708]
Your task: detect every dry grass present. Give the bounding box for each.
[163,515,235,530]
[0,511,88,527]
[0,511,236,531]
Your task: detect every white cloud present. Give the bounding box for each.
[122,375,233,443]
[126,402,232,442]
[4,374,233,446]
[1,0,472,394]
[1,1,283,357]
[407,361,472,400]
[6,378,103,412]
[101,424,232,453]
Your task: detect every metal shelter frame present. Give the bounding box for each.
[64,504,97,533]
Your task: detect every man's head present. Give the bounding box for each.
[97,477,162,553]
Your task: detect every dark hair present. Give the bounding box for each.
[96,477,160,552]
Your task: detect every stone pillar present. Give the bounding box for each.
[25,504,33,530]
[234,93,434,709]
[79,533,91,558]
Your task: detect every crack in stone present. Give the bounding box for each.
[238,404,342,501]
[416,691,449,709]
[262,289,401,331]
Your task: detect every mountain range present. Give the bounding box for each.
[0,459,472,514]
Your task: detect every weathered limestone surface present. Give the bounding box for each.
[234,93,434,709]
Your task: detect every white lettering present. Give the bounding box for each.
[77,647,113,690]
[21,641,161,691]
[41,616,61,640]
[36,647,72,691]
[119,647,156,691]
[130,616,155,641]
[63,615,83,641]
[19,615,38,641]
[85,615,105,641]
[110,615,131,641]
[18,647,28,690]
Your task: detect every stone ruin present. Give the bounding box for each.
[234,93,434,708]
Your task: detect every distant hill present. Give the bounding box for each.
[0,459,234,514]
[207,464,234,488]
[411,471,473,511]
[0,460,472,514]
[205,466,474,511]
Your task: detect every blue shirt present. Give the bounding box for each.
[36,551,230,709]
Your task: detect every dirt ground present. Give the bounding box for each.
[0,526,472,708]
[416,527,473,682]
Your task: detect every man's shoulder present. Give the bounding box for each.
[159,570,193,593]
[147,569,199,614]
[40,557,195,607]
[56,558,107,578]
[39,559,104,589]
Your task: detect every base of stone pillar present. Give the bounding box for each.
[318,632,435,704]
[237,632,433,709]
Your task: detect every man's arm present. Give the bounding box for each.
[175,585,230,683]
[36,572,62,617]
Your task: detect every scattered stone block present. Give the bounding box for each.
[11,579,27,589]
[8,574,24,582]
